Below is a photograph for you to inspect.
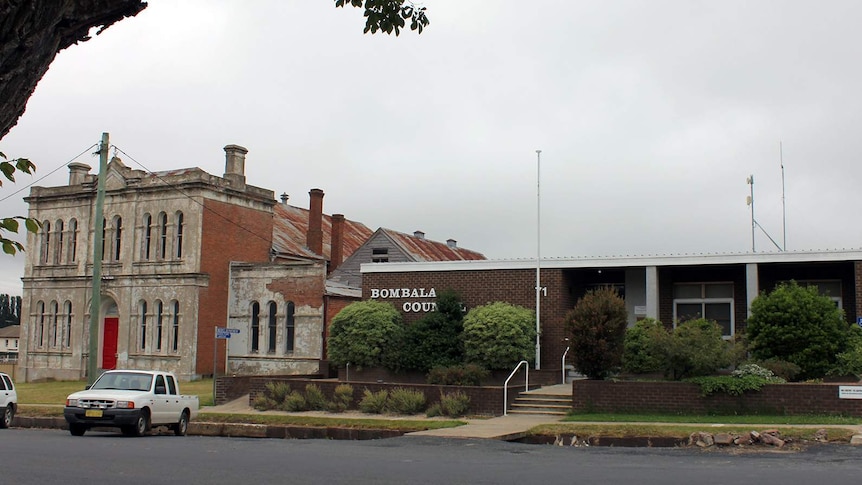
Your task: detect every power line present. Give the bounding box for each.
[0,144,99,203]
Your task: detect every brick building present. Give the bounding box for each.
[361,252,862,372]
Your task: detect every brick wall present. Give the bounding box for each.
[198,198,272,376]
[573,380,862,416]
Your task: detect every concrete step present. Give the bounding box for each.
[507,408,568,416]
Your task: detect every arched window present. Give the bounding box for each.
[37,301,45,347]
[155,300,164,351]
[142,213,152,260]
[111,216,122,261]
[251,302,260,352]
[41,221,51,264]
[171,300,180,352]
[51,300,59,347]
[63,301,72,348]
[267,301,277,353]
[175,211,184,259]
[54,220,64,264]
[285,301,295,353]
[140,300,148,350]
[68,219,78,263]
[158,212,168,259]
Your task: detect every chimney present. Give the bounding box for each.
[280,193,289,204]
[68,162,91,186]
[330,214,345,272]
[447,239,457,249]
[307,188,324,255]
[413,230,425,239]
[223,144,248,189]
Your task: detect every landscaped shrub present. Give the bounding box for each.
[386,388,427,415]
[426,363,489,386]
[304,384,328,411]
[829,327,862,379]
[756,358,801,381]
[662,318,731,380]
[282,390,308,412]
[688,364,785,396]
[328,384,354,413]
[747,281,853,379]
[358,389,389,414]
[438,391,470,417]
[328,300,405,370]
[462,301,536,370]
[621,318,667,374]
[254,381,292,410]
[397,289,466,372]
[565,287,628,379]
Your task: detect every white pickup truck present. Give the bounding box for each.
[64,369,199,437]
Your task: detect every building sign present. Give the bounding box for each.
[838,386,862,399]
[370,287,437,313]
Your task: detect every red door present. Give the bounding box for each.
[102,317,119,370]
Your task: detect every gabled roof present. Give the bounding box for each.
[272,203,373,261]
[379,228,485,262]
[0,325,20,339]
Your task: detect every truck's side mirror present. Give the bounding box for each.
[84,385,91,390]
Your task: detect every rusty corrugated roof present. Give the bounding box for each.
[272,203,373,261]
[381,228,485,262]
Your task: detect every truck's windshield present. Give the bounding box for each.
[92,372,153,391]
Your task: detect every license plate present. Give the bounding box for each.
[85,409,103,418]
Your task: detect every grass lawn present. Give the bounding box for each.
[16,378,215,406]
[564,412,861,425]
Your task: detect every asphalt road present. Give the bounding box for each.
[3,428,862,484]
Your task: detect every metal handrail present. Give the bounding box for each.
[503,360,529,416]
[561,346,570,384]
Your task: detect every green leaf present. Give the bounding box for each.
[25,218,41,233]
[0,161,14,181]
[1,218,18,232]
[2,241,17,255]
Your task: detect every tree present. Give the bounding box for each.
[0,1,429,141]
[565,287,628,379]
[1,152,39,255]
[0,294,22,328]
[621,318,667,374]
[328,300,404,370]
[397,289,466,372]
[462,302,535,371]
[747,281,852,379]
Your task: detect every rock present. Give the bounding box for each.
[762,429,781,437]
[713,433,735,446]
[734,435,751,446]
[850,435,862,446]
[813,429,828,442]
[749,431,761,442]
[759,432,785,448]
[689,432,714,448]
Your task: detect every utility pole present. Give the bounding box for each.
[87,132,108,385]
[535,149,542,370]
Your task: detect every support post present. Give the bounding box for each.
[87,132,108,385]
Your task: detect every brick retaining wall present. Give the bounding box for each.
[573,380,862,416]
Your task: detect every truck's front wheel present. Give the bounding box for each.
[174,410,189,436]
[132,410,150,437]
[1,404,13,428]
[69,423,86,436]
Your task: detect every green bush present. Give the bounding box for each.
[829,327,862,379]
[686,374,775,396]
[662,318,731,380]
[328,300,405,370]
[565,287,628,379]
[426,364,489,386]
[397,289,466,372]
[756,358,801,381]
[304,384,328,411]
[358,389,389,414]
[438,391,470,417]
[254,381,292,410]
[328,384,354,413]
[463,302,536,370]
[621,318,667,374]
[282,390,308,412]
[747,281,853,379]
[386,388,427,415]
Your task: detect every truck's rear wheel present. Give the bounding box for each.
[69,423,86,436]
[132,410,150,437]
[174,410,189,436]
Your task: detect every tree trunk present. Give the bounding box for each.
[0,1,147,140]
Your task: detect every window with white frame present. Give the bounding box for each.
[673,282,734,338]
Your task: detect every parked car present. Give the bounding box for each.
[0,372,17,428]
[64,370,199,437]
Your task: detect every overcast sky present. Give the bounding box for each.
[2,0,862,296]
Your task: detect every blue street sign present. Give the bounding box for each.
[857,317,862,328]
[216,328,232,339]
[226,328,241,334]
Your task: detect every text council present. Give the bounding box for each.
[370,288,437,313]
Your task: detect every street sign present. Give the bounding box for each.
[857,317,862,328]
[226,328,240,334]
[216,327,232,339]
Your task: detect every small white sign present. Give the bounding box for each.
[634,305,647,316]
[838,386,862,399]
